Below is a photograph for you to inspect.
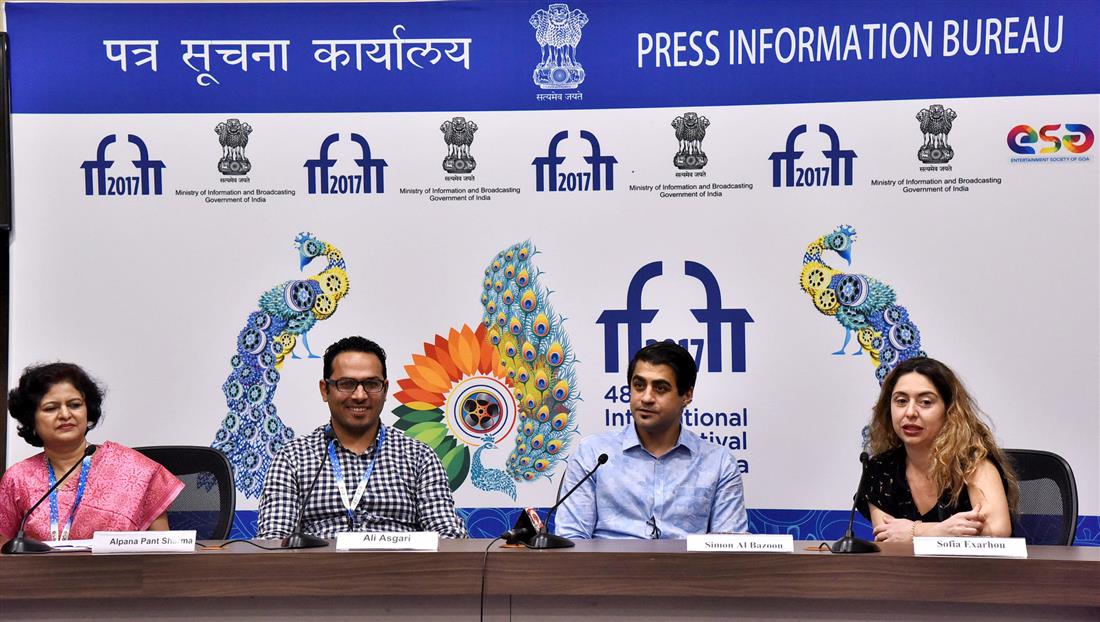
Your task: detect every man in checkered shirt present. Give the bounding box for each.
[257,336,467,539]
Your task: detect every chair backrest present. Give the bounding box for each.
[135,446,236,540]
[1004,449,1077,545]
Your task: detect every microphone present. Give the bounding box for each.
[281,427,335,549]
[3,444,97,555]
[525,453,608,549]
[501,507,544,544]
[829,451,881,554]
[500,468,572,543]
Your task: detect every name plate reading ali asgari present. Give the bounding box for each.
[336,531,439,551]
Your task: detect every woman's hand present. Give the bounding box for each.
[872,515,917,542]
[930,506,985,537]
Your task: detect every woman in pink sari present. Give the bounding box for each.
[0,363,183,547]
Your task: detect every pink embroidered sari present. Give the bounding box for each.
[0,441,183,541]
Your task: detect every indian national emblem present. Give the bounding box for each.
[916,104,956,164]
[441,116,478,173]
[672,112,710,170]
[215,118,253,175]
[530,3,588,89]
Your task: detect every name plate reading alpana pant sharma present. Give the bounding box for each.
[913,537,1027,558]
[335,531,440,551]
[687,534,794,552]
[92,530,196,554]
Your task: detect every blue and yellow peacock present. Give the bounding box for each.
[800,225,924,384]
[211,232,350,497]
[391,241,579,500]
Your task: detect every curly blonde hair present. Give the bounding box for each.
[869,357,1019,512]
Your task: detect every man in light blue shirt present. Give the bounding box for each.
[555,341,748,539]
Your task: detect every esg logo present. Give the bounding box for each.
[1007,124,1094,154]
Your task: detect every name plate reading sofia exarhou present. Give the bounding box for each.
[336,531,439,551]
[913,537,1027,558]
[687,534,794,553]
[91,530,196,554]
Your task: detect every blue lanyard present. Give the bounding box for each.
[47,454,93,541]
[327,425,385,524]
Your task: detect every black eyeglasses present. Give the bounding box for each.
[325,378,386,394]
[646,515,661,540]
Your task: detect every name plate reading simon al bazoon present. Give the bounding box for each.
[92,530,196,553]
[687,534,794,553]
[335,531,439,551]
[913,536,1027,558]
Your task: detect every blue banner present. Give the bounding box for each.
[7,1,1099,113]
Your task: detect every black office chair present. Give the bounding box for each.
[135,446,236,540]
[1004,449,1078,545]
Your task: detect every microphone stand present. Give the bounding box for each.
[500,466,574,545]
[281,429,334,549]
[526,453,608,550]
[3,445,97,555]
[526,516,574,549]
[830,452,880,554]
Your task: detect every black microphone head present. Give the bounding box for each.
[859,451,870,464]
[323,426,336,441]
[84,444,97,457]
[502,527,532,540]
[596,453,608,465]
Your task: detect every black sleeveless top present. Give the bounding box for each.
[857,447,981,523]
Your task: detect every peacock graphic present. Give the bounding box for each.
[210,232,350,497]
[391,241,579,500]
[471,434,516,501]
[800,225,924,384]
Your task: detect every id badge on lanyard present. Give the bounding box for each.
[47,454,92,541]
[328,426,385,523]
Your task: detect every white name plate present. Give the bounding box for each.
[91,530,196,554]
[913,536,1027,558]
[687,534,794,553]
[335,531,439,551]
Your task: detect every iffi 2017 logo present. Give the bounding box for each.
[1007,124,1094,155]
[305,133,388,195]
[533,130,617,192]
[597,261,754,373]
[80,134,166,196]
[769,124,856,188]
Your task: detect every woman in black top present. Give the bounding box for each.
[860,357,1018,542]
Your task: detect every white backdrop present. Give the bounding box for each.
[7,95,1098,519]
